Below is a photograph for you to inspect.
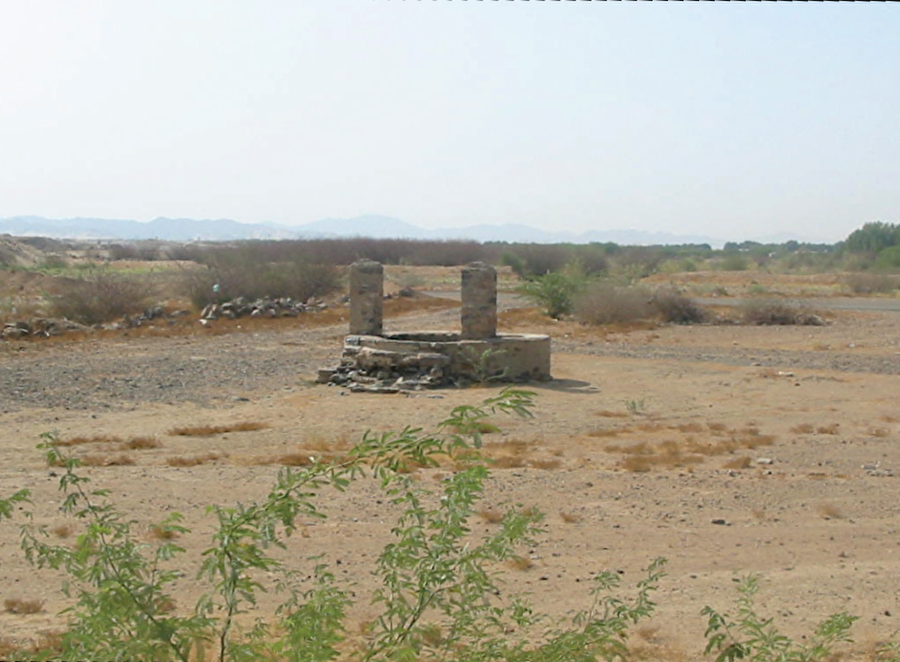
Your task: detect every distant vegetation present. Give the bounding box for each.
[1,221,897,327]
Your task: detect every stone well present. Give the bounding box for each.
[318,261,551,392]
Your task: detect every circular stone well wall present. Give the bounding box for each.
[345,331,551,383]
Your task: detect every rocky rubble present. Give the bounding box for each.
[199,296,329,321]
[317,339,450,393]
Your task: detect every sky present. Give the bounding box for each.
[1,1,897,243]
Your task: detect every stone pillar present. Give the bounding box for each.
[461,262,497,339]
[349,260,383,336]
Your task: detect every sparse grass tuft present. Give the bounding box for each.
[479,509,504,524]
[817,504,844,520]
[166,452,224,467]
[507,556,534,571]
[121,436,162,450]
[168,421,269,437]
[81,454,136,467]
[52,434,123,447]
[51,523,74,538]
[148,524,180,541]
[791,423,815,434]
[528,458,562,470]
[4,597,44,614]
[723,456,752,470]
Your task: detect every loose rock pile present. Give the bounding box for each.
[199,296,329,321]
[317,337,451,393]
[2,318,90,339]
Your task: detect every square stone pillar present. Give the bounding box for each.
[349,260,383,336]
[461,262,497,339]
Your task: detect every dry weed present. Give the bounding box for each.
[507,556,534,571]
[560,511,582,524]
[81,454,136,467]
[50,523,73,538]
[121,436,162,450]
[166,452,224,467]
[707,422,728,433]
[790,423,815,434]
[816,424,840,435]
[817,504,844,520]
[588,428,622,439]
[148,525,180,541]
[479,509,504,524]
[52,434,122,447]
[595,410,629,419]
[169,421,269,437]
[4,597,44,614]
[722,456,752,470]
[529,458,562,470]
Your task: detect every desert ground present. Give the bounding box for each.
[1,269,900,659]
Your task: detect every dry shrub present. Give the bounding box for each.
[507,556,534,571]
[528,458,562,470]
[169,421,269,437]
[595,410,629,419]
[722,456,752,470]
[816,424,840,435]
[842,273,899,294]
[607,430,775,472]
[49,271,155,324]
[790,423,815,434]
[672,422,705,433]
[574,283,652,326]
[166,452,223,467]
[51,523,74,538]
[588,428,622,439]
[707,422,728,433]
[121,436,162,450]
[650,289,707,324]
[4,597,44,614]
[148,525,180,541]
[275,453,315,467]
[52,434,122,447]
[81,454,136,467]
[817,504,844,520]
[479,509,504,524]
[740,299,824,326]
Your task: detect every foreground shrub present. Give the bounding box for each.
[740,300,825,326]
[650,289,708,324]
[703,575,857,662]
[574,283,652,325]
[1,390,666,661]
[49,270,155,324]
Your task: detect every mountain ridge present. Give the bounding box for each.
[0,214,823,247]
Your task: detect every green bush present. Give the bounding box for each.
[703,575,857,662]
[517,267,589,319]
[1,390,667,661]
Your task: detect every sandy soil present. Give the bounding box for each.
[1,300,900,659]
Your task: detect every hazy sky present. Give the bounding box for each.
[1,1,897,242]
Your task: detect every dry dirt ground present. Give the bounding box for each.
[1,294,900,659]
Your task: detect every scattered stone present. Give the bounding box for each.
[711,519,729,526]
[756,458,774,465]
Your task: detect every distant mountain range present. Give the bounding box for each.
[0,214,817,248]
